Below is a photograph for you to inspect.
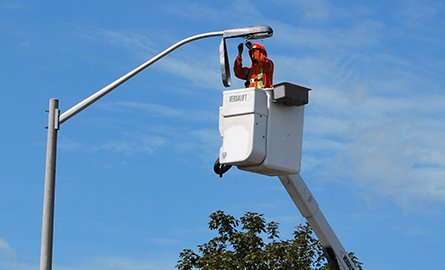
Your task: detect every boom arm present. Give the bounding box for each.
[279,174,357,270]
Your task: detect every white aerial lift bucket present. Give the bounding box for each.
[218,82,310,176]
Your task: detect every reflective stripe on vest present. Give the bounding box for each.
[247,67,264,88]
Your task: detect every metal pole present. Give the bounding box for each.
[40,98,59,270]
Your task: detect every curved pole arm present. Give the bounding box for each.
[59,31,224,124]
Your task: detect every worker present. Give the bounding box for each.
[234,42,274,88]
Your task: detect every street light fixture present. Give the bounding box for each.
[223,25,273,39]
[39,25,273,270]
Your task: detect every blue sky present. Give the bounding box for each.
[1,1,444,269]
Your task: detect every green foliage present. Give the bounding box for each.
[176,211,362,270]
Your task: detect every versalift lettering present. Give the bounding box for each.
[229,94,248,102]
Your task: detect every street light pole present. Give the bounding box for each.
[39,25,273,270]
[40,99,59,270]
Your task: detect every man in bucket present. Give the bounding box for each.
[234,41,274,88]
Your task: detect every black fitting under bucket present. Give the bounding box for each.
[213,158,232,178]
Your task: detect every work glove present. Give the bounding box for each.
[237,43,243,56]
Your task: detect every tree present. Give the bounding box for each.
[176,211,362,270]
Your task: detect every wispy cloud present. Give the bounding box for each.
[78,26,221,90]
[99,101,217,122]
[91,135,167,156]
[153,57,220,89]
[79,28,158,56]
[59,100,220,157]
[304,75,445,211]
[263,4,445,210]
[0,238,15,257]
[300,74,445,209]
[60,123,219,163]
[59,132,166,156]
[0,2,26,11]
[151,237,181,246]
[56,256,174,270]
[0,238,24,270]
[399,1,441,21]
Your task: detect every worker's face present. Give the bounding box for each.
[250,49,261,63]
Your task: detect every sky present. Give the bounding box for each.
[1,1,444,269]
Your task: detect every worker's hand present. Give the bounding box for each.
[237,43,243,56]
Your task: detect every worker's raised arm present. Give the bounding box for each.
[234,55,250,80]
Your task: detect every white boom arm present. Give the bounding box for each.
[279,174,357,270]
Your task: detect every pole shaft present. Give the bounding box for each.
[40,99,59,270]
